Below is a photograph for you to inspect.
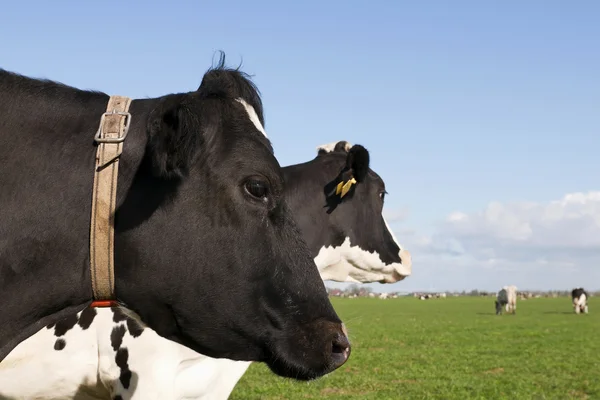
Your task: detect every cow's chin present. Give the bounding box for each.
[264,317,351,381]
[265,357,333,381]
[265,352,349,381]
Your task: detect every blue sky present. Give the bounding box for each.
[2,1,599,292]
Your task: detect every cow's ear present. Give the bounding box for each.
[333,145,370,199]
[345,145,370,183]
[147,95,200,179]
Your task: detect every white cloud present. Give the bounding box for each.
[431,191,600,262]
[356,191,600,292]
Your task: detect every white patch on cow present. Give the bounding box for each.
[502,285,518,314]
[314,233,411,284]
[176,358,251,399]
[235,98,267,138]
[115,318,224,400]
[0,309,106,399]
[316,141,352,153]
[573,293,588,314]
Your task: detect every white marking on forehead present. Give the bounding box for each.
[316,141,352,154]
[235,98,267,138]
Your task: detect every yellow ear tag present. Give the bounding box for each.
[335,181,344,195]
[341,177,357,197]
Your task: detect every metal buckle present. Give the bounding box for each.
[94,111,132,144]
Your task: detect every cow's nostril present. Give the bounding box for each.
[332,341,345,354]
[330,332,351,368]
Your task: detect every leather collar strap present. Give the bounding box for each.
[90,95,132,304]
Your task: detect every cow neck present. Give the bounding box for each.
[89,95,132,308]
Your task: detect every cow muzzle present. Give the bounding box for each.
[266,318,351,380]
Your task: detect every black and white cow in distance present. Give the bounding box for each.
[0,141,411,400]
[0,57,351,382]
[571,288,589,314]
[495,285,517,315]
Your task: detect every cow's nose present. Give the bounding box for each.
[330,331,351,368]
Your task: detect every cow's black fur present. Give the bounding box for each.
[0,56,349,380]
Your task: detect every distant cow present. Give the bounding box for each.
[495,285,517,315]
[571,288,589,314]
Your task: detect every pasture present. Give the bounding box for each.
[231,296,599,400]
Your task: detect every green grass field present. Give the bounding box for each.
[230,296,599,400]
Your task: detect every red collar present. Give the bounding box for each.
[90,300,118,308]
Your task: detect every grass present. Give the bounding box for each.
[230,296,599,400]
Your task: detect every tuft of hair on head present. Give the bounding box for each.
[316,140,352,155]
[196,50,265,127]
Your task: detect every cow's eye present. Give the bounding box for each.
[379,191,387,202]
[244,179,269,202]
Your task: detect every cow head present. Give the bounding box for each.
[282,140,411,284]
[113,58,349,380]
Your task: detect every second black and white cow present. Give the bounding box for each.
[0,141,411,399]
[571,288,589,314]
[287,140,411,283]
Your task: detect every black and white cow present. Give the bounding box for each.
[495,285,517,315]
[0,141,412,399]
[571,288,589,314]
[0,57,351,382]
